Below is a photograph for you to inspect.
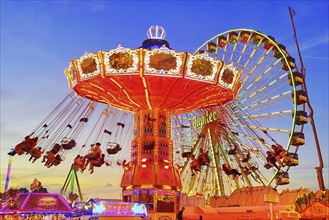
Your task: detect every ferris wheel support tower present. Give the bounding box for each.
[288,6,325,191]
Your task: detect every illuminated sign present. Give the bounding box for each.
[92,202,147,217]
[37,197,57,207]
[157,190,175,195]
[192,111,217,129]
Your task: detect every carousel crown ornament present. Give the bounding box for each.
[147,25,166,39]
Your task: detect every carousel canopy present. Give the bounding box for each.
[65,26,241,114]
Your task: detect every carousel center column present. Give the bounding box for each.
[121,108,182,218]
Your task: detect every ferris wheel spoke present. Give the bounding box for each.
[231,110,294,121]
[234,38,252,68]
[237,60,283,102]
[230,123,291,134]
[239,48,273,87]
[236,90,292,114]
[239,71,288,106]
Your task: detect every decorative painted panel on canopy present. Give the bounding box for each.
[103,46,139,75]
[185,53,222,83]
[144,46,185,76]
[76,53,101,80]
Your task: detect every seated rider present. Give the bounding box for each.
[42,143,62,164]
[198,148,210,166]
[190,155,201,176]
[47,154,62,168]
[83,142,102,169]
[84,142,102,160]
[29,147,44,163]
[8,135,38,156]
[20,135,38,154]
[73,155,85,171]
[43,152,55,166]
[88,154,106,174]
[241,151,251,163]
[266,151,280,170]
[8,144,24,156]
[222,163,241,180]
[271,144,289,166]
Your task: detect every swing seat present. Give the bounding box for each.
[242,152,250,162]
[104,129,112,135]
[51,144,62,154]
[117,122,125,128]
[181,124,190,128]
[61,139,77,150]
[106,144,122,154]
[182,152,192,158]
[80,118,88,122]
[264,162,274,169]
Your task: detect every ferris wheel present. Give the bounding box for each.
[171,29,308,197]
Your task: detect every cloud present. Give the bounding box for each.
[54,1,106,14]
[300,33,329,51]
[303,55,329,61]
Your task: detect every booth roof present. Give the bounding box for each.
[0,192,73,214]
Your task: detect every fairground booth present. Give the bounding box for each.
[79,198,148,220]
[0,192,74,219]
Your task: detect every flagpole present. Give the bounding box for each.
[288,6,325,191]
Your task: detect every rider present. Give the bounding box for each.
[190,155,202,176]
[88,154,106,174]
[198,148,210,166]
[222,163,241,180]
[29,147,44,163]
[83,142,102,170]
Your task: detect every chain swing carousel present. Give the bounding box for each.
[62,26,307,218]
[5,26,309,219]
[63,25,240,218]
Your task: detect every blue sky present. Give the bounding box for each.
[1,1,328,199]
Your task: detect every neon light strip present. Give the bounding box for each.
[58,193,74,210]
[4,147,13,191]
[100,96,134,111]
[140,74,152,109]
[110,78,141,108]
[20,192,32,210]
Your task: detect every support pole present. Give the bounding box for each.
[288,6,325,191]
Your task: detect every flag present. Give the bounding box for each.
[290,7,296,17]
[292,8,296,17]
